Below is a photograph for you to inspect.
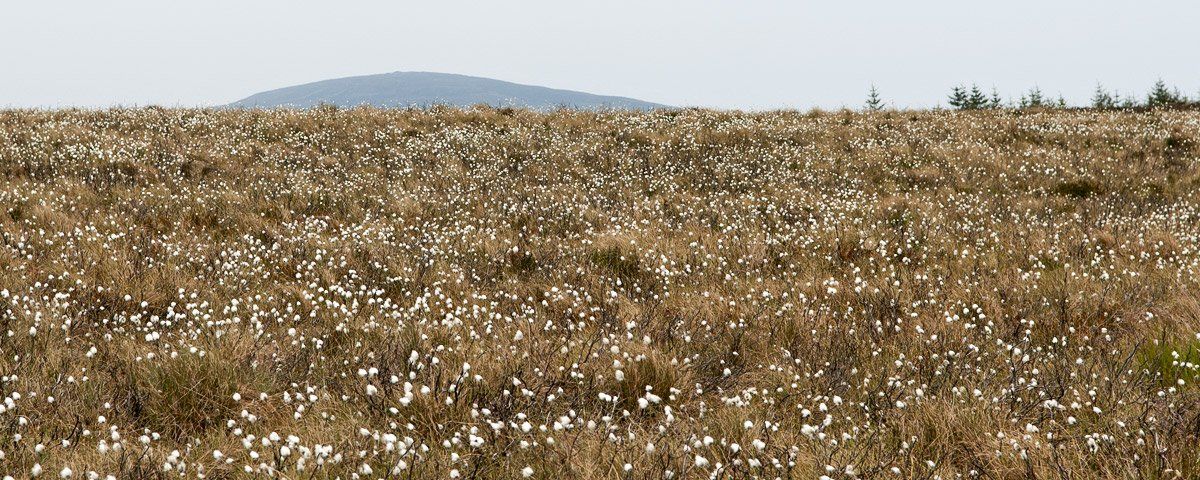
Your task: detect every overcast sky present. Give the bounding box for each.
[2,0,1197,110]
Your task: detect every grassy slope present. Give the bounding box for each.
[1,106,1200,478]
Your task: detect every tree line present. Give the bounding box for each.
[864,79,1198,111]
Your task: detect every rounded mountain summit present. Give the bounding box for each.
[229,72,670,110]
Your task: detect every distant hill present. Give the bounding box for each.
[228,72,669,110]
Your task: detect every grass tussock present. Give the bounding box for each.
[0,106,1199,478]
[134,353,243,438]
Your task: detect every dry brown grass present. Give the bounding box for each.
[1,106,1199,478]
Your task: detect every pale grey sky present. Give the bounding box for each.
[2,0,1197,110]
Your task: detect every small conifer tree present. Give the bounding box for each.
[967,84,988,109]
[1120,94,1139,109]
[948,86,968,110]
[1091,83,1116,109]
[989,88,1004,109]
[864,85,885,111]
[1020,87,1047,109]
[1147,79,1178,108]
